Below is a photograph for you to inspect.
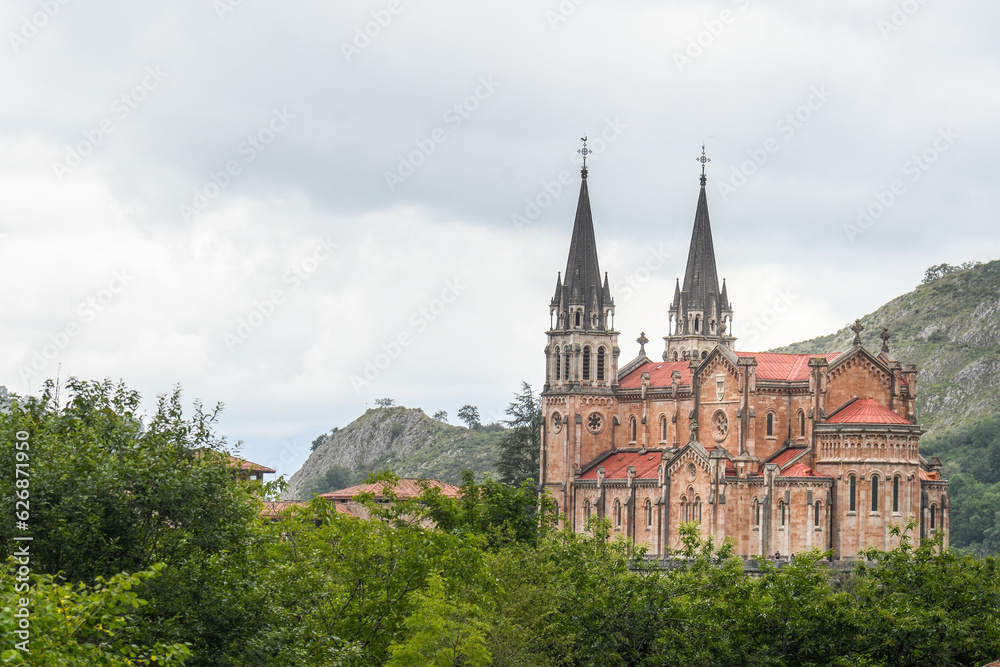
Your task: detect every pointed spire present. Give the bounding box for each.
[551,141,613,332]
[680,161,721,313]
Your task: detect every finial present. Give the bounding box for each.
[637,331,649,355]
[696,144,711,186]
[851,319,864,347]
[880,327,891,353]
[578,135,593,177]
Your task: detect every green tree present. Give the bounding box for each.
[457,405,481,430]
[386,573,491,667]
[495,382,541,486]
[433,410,448,422]
[375,397,396,408]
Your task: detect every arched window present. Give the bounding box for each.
[614,499,622,527]
[695,498,702,523]
[563,347,570,379]
[597,347,606,381]
[582,346,591,380]
[629,417,637,442]
[575,311,581,327]
[814,501,821,527]
[694,316,700,333]
[645,499,653,526]
[849,475,857,512]
[930,504,937,529]
[754,499,761,526]
[681,496,689,522]
[766,412,775,437]
[553,500,559,517]
[779,500,786,526]
[893,476,900,513]
[871,476,879,512]
[660,416,668,442]
[554,349,561,380]
[799,411,806,438]
[701,350,708,359]
[673,351,679,361]
[584,499,591,519]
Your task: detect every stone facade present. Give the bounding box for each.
[539,155,948,559]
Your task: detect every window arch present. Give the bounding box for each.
[660,416,668,442]
[694,316,700,333]
[614,499,622,527]
[753,499,761,526]
[553,500,559,517]
[582,346,591,380]
[673,351,679,361]
[584,499,591,520]
[681,496,689,522]
[779,500,786,526]
[799,411,806,438]
[893,476,900,513]
[766,412,775,437]
[871,475,880,512]
[575,311,581,327]
[629,416,637,443]
[563,346,570,379]
[597,347,606,381]
[814,501,821,527]
[554,348,561,380]
[930,504,937,529]
[645,499,653,526]
[849,474,857,512]
[695,497,702,523]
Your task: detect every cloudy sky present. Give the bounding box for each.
[2,0,998,478]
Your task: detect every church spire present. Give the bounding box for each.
[665,146,734,360]
[550,137,614,333]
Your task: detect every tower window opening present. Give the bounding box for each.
[766,412,775,437]
[645,499,652,526]
[554,349,561,380]
[871,476,879,512]
[614,499,622,527]
[930,504,937,529]
[582,347,591,380]
[814,501,821,527]
[799,411,806,438]
[575,311,581,327]
[849,475,857,512]
[893,476,900,513]
[630,417,637,442]
[694,316,700,333]
[597,347,606,381]
[780,500,786,526]
[754,499,760,526]
[563,347,570,379]
[660,416,667,442]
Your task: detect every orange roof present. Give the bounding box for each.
[261,500,307,518]
[919,469,940,481]
[229,455,276,473]
[766,447,806,467]
[737,352,840,381]
[320,478,461,501]
[580,450,662,480]
[779,463,831,478]
[826,398,910,425]
[619,361,691,388]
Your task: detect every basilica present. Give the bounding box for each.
[539,145,949,559]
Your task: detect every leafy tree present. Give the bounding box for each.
[306,465,357,497]
[457,405,481,430]
[433,410,448,422]
[495,382,542,486]
[386,573,491,667]
[375,398,396,408]
[0,563,191,666]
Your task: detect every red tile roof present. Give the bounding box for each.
[618,361,691,388]
[826,398,910,425]
[319,478,461,501]
[919,469,940,481]
[736,352,840,381]
[766,447,807,467]
[779,463,831,478]
[580,451,662,480]
[229,455,276,473]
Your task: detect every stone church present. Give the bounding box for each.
[539,146,949,559]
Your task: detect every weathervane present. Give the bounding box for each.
[578,135,593,176]
[697,144,711,184]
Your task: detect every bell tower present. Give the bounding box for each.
[544,137,620,393]
[664,146,735,362]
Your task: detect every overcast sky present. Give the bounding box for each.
[3,0,998,478]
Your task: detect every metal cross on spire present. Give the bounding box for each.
[637,331,649,355]
[578,135,593,176]
[851,319,865,347]
[697,144,711,185]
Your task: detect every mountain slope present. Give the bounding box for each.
[772,260,1000,436]
[283,406,502,500]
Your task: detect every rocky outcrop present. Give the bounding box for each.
[283,407,500,500]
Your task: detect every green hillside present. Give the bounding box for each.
[284,406,504,500]
[773,260,1000,436]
